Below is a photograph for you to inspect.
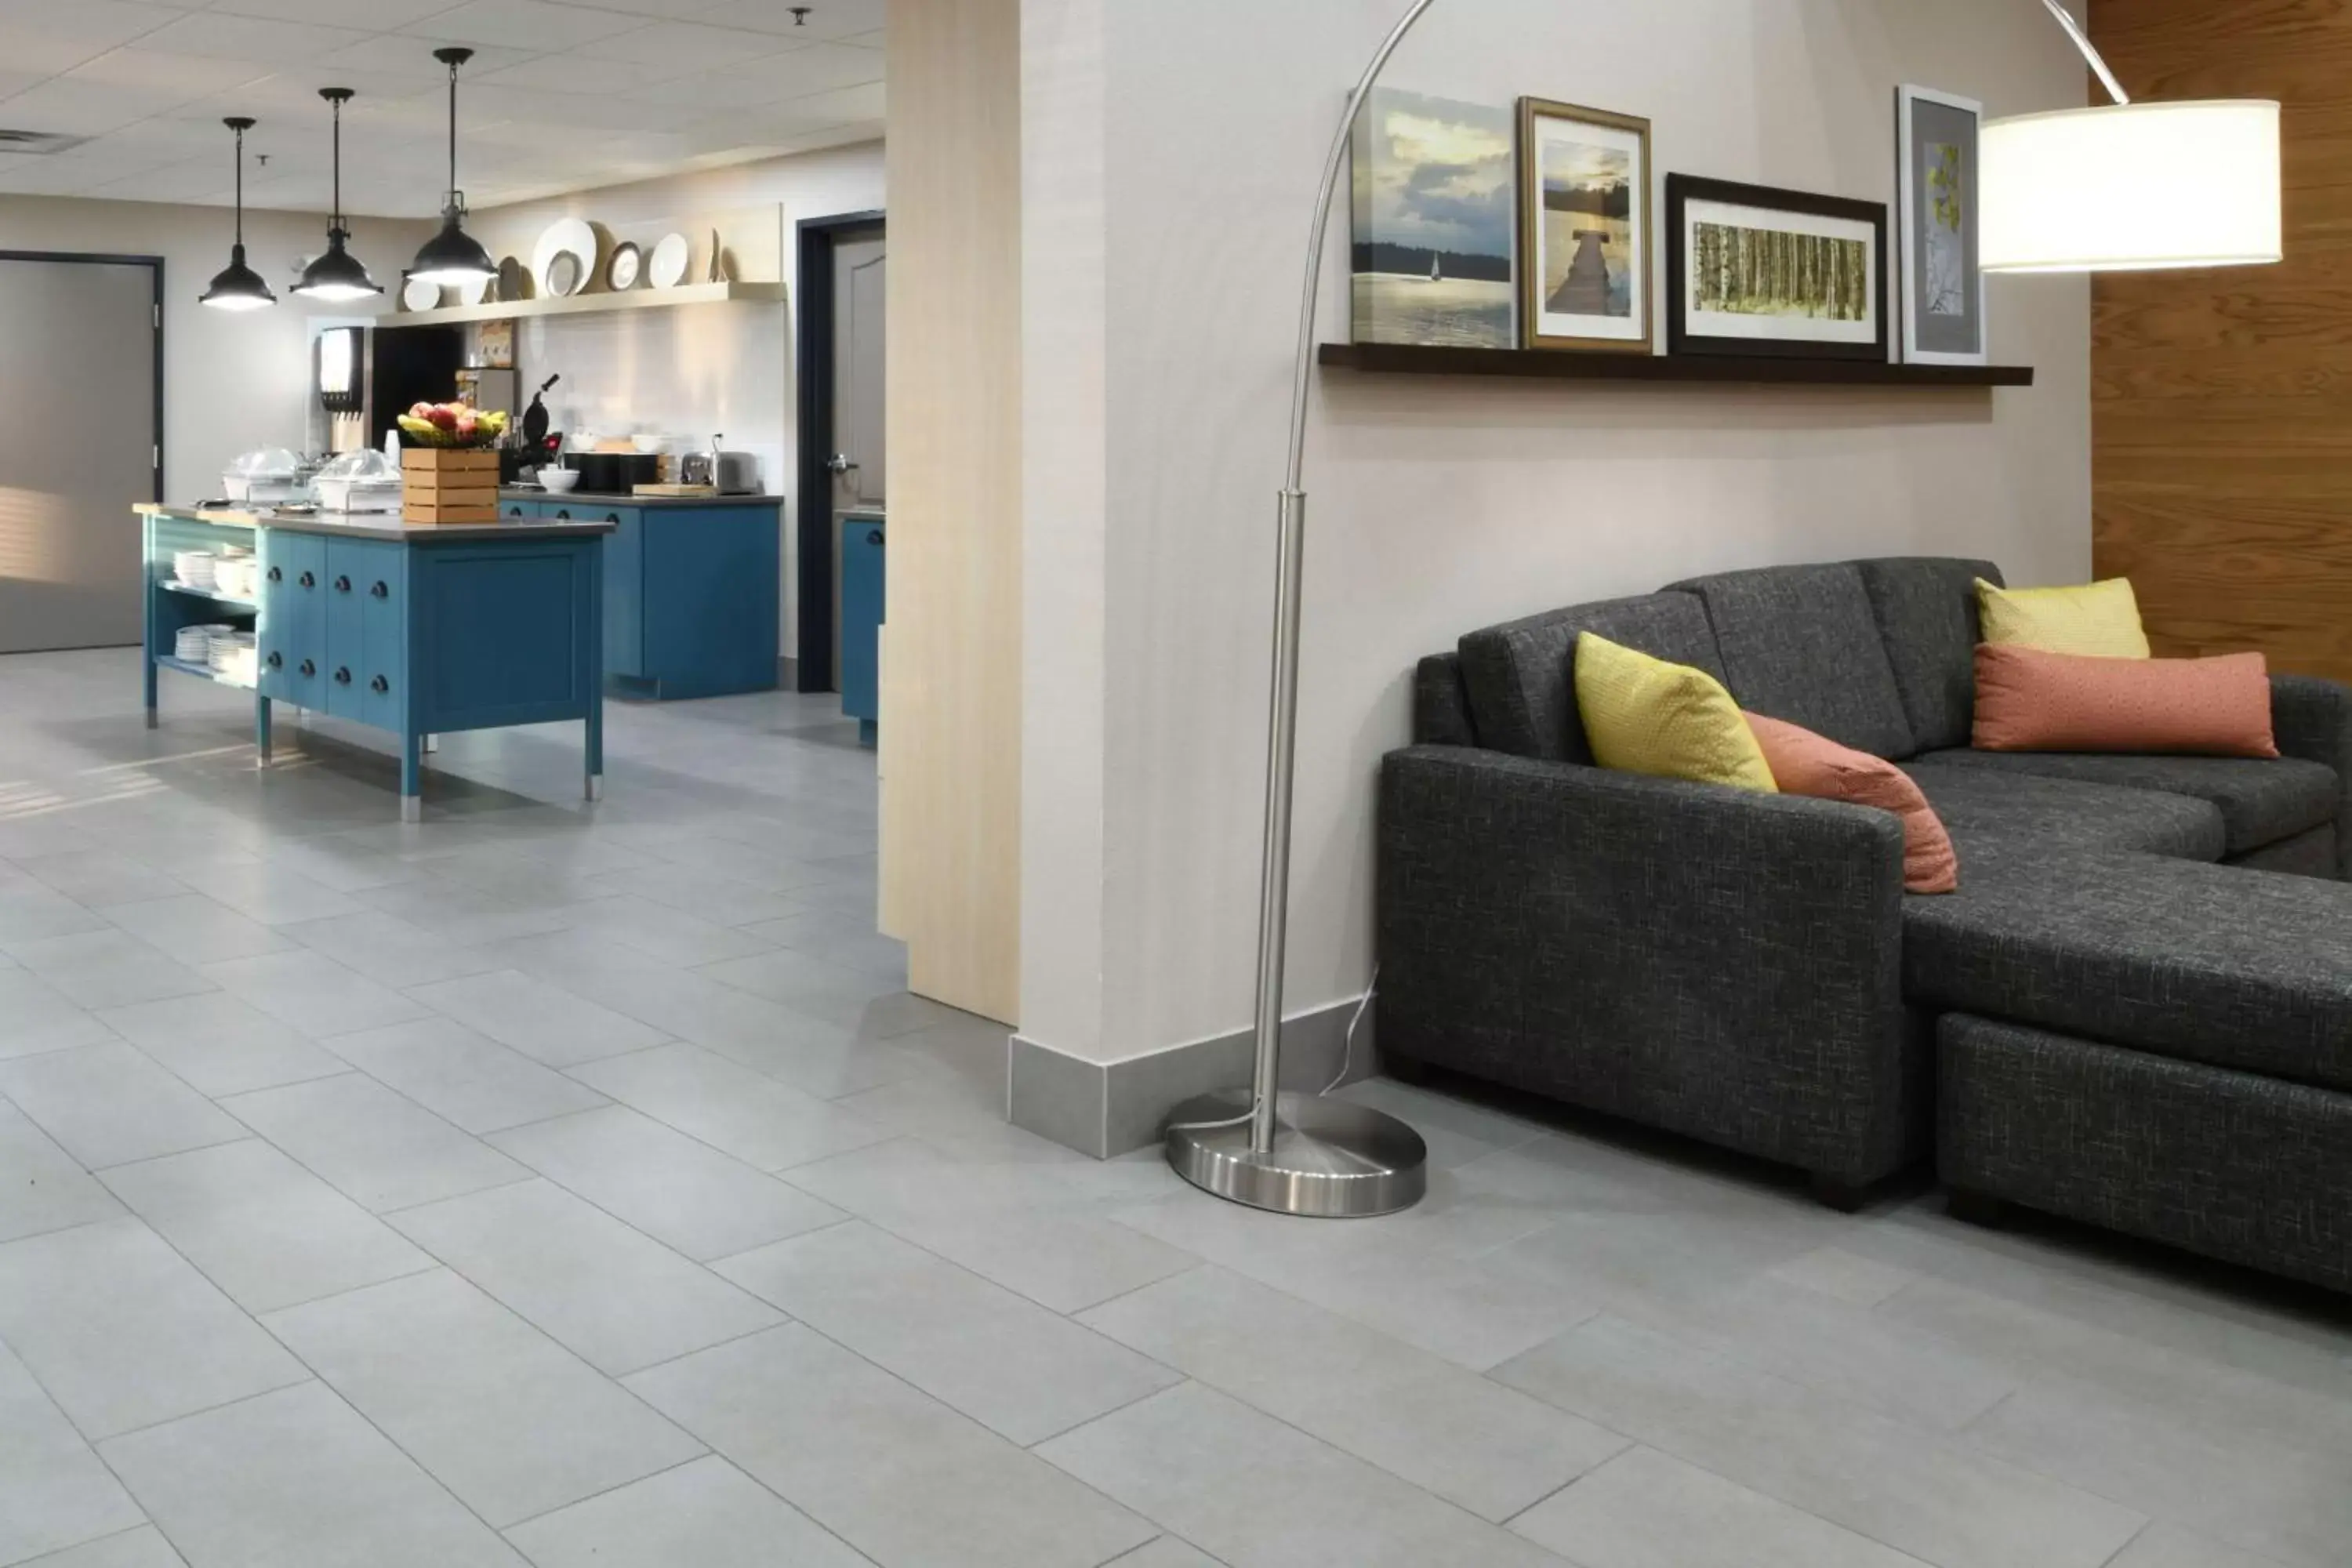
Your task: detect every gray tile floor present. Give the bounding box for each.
[0,647,2347,1568]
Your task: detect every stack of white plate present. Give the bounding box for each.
[172,550,218,591]
[209,630,257,686]
[173,623,227,662]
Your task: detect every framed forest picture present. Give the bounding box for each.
[1666,174,1888,361]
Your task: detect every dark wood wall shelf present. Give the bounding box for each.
[1319,342,2034,387]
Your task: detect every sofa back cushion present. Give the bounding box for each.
[1458,591,1722,762]
[1666,563,1915,758]
[1854,557,2004,753]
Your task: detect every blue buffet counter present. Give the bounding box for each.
[138,503,614,821]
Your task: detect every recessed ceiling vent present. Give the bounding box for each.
[0,129,88,155]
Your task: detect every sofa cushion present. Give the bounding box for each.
[1905,851,2352,1094]
[1913,749,2336,856]
[1903,763,2226,863]
[1853,557,2003,753]
[1577,634,1778,791]
[1667,564,1915,759]
[1414,654,1477,747]
[1459,592,1722,763]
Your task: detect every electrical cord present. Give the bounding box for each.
[1164,968,1381,1134]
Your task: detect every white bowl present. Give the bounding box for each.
[539,469,583,494]
[631,433,662,454]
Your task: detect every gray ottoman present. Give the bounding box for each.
[1911,853,2352,1291]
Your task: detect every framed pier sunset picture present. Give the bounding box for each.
[1518,97,1653,353]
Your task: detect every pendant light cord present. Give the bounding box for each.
[446,56,459,202]
[331,96,343,231]
[232,123,245,246]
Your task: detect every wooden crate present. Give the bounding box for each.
[401,447,498,524]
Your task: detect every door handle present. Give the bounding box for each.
[334,575,351,593]
[298,571,315,589]
[827,454,860,474]
[370,581,389,598]
[267,652,283,670]
[370,674,389,694]
[333,666,352,685]
[267,565,282,583]
[299,659,315,677]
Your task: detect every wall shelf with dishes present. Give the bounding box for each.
[378,279,789,330]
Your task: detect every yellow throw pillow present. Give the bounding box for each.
[1975,576,2151,659]
[1575,633,1778,793]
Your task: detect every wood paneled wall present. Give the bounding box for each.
[880,0,1024,1025]
[2090,0,2352,681]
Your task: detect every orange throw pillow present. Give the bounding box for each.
[1973,644,2278,758]
[1746,713,1959,894]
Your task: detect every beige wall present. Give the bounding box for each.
[1021,0,2096,1068]
[0,196,426,503]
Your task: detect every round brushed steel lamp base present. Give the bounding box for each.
[1163,1090,1428,1218]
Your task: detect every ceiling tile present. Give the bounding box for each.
[68,49,278,101]
[0,78,171,136]
[316,34,539,82]
[212,0,467,27]
[690,0,884,40]
[572,20,801,67]
[626,41,879,109]
[136,12,376,65]
[0,0,187,74]
[470,51,686,94]
[539,0,711,15]
[400,0,648,50]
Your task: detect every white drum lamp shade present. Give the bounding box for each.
[1981,100,2282,273]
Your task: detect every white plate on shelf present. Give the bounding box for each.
[533,218,598,298]
[608,241,641,292]
[401,275,441,311]
[648,231,690,289]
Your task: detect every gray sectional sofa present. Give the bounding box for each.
[1380,557,2352,1291]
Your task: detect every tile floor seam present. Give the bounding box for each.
[2093,1520,2155,1568]
[475,1449,713,1539]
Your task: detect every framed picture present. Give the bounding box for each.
[1348,88,1517,349]
[1896,85,1987,365]
[1517,98,1652,352]
[1666,174,1888,361]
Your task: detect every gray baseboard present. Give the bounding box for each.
[1009,996,1377,1160]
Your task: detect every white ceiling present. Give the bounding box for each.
[0,0,886,215]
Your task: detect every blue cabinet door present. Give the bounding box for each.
[258,532,328,708]
[325,539,407,731]
[597,507,645,679]
[840,518,885,726]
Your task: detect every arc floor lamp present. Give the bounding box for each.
[1163,0,2281,1219]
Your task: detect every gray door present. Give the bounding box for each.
[0,257,158,652]
[832,234,887,510]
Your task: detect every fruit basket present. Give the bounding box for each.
[396,403,507,524]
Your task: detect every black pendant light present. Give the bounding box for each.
[409,46,495,286]
[200,117,274,311]
[293,88,380,302]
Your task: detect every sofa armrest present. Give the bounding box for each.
[2272,673,2352,877]
[1377,745,1915,1182]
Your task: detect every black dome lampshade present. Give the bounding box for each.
[293,88,382,302]
[408,46,495,287]
[200,117,275,311]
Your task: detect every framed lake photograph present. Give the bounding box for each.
[1349,88,1517,349]
[1897,85,1987,365]
[1667,174,1889,361]
[1518,98,1652,353]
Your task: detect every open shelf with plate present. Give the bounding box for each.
[1318,342,2034,387]
[377,280,787,330]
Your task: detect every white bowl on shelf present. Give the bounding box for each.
[539,468,582,494]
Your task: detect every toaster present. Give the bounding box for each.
[681,451,760,494]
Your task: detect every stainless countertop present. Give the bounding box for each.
[500,488,787,510]
[139,503,617,543]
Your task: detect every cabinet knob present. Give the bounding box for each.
[507,506,524,518]
[555,509,572,521]
[334,575,351,593]
[266,652,283,670]
[370,674,389,694]
[267,565,282,583]
[299,659,315,677]
[334,666,352,685]
[606,513,620,524]
[866,529,883,546]
[299,571,315,589]
[370,580,389,599]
